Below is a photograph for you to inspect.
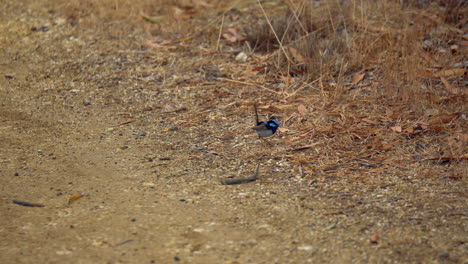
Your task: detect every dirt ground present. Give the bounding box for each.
[0,0,466,263]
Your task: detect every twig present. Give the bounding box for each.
[256,0,293,65]
[115,119,138,126]
[12,200,45,207]
[221,163,260,185]
[216,13,225,51]
[113,240,134,247]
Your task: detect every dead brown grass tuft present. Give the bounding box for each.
[245,0,467,110]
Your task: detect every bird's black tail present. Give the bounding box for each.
[254,103,259,125]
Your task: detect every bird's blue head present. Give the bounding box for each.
[265,118,280,133]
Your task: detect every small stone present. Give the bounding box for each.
[39,26,49,32]
[439,252,449,259]
[136,130,147,136]
[235,52,248,62]
[297,245,313,251]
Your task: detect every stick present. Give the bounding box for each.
[221,164,260,185]
[12,200,45,207]
[254,103,260,124]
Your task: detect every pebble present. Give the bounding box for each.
[136,130,147,136]
[39,26,49,32]
[196,146,205,151]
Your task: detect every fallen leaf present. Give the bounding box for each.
[350,72,365,86]
[385,109,401,119]
[362,118,379,125]
[325,222,337,231]
[291,144,320,151]
[428,112,460,125]
[69,193,84,204]
[297,104,307,115]
[170,5,197,19]
[289,47,308,63]
[277,127,288,133]
[424,108,439,117]
[434,68,467,77]
[381,140,400,150]
[390,126,402,133]
[419,50,441,67]
[222,33,237,42]
[141,15,164,24]
[440,77,460,95]
[366,166,386,173]
[223,28,244,42]
[385,109,394,118]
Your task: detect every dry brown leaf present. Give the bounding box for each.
[362,118,379,125]
[440,77,462,95]
[277,127,288,133]
[276,104,297,110]
[366,166,386,173]
[428,112,460,125]
[381,140,400,150]
[385,109,400,119]
[292,145,316,151]
[390,126,402,133]
[297,104,307,115]
[240,67,260,80]
[170,6,197,19]
[419,50,441,67]
[289,47,308,63]
[434,68,467,77]
[386,110,393,118]
[350,72,365,86]
[429,125,445,132]
[69,193,84,204]
[223,28,243,42]
[222,33,237,42]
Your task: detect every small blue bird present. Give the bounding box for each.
[252,104,280,138]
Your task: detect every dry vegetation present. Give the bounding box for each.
[1,0,466,263]
[56,0,467,177]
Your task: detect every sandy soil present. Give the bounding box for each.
[0,1,466,263]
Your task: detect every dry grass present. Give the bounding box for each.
[53,0,466,176]
[245,0,466,107]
